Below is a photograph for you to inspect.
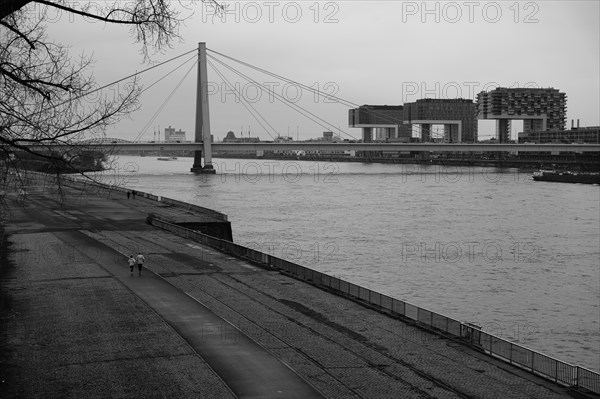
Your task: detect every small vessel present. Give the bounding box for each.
[157,156,178,161]
[532,169,600,184]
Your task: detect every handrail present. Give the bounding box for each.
[150,217,600,394]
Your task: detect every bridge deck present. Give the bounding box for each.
[25,141,600,152]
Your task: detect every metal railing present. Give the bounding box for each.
[150,217,600,394]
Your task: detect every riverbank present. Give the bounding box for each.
[112,150,600,170]
[211,153,600,170]
[0,175,596,398]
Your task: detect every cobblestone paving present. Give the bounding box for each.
[91,226,577,399]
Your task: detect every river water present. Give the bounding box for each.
[97,155,600,371]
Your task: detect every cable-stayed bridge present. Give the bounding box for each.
[21,43,600,172]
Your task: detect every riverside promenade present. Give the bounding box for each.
[0,177,587,398]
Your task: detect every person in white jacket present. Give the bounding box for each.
[136,252,145,276]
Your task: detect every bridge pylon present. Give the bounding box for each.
[191,42,216,174]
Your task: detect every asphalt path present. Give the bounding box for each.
[10,183,325,399]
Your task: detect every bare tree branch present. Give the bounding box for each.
[0,18,35,47]
[0,0,222,206]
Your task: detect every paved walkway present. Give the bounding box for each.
[60,227,324,399]
[0,176,584,398]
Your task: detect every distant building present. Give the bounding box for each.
[349,88,570,144]
[348,105,410,142]
[348,101,477,143]
[322,131,333,142]
[477,87,566,143]
[164,125,187,142]
[403,98,478,143]
[222,131,260,143]
[274,135,294,142]
[518,125,600,144]
[223,131,236,142]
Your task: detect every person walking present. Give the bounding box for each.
[128,255,136,275]
[136,252,145,276]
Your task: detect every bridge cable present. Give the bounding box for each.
[53,48,198,111]
[208,49,363,136]
[208,48,405,130]
[208,53,350,138]
[134,59,198,142]
[207,58,278,140]
[139,54,197,95]
[207,53,356,139]
[207,49,413,139]
[206,49,355,137]
[207,48,430,139]
[207,48,358,108]
[131,54,198,142]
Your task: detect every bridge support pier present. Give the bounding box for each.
[496,119,511,143]
[191,42,216,174]
[191,150,203,172]
[421,124,431,142]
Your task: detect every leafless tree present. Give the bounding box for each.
[0,0,219,210]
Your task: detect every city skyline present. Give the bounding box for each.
[42,1,599,142]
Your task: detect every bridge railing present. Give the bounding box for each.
[149,217,599,395]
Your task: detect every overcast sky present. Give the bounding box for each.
[45,1,599,142]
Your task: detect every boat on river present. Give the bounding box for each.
[157,156,178,161]
[532,170,600,184]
